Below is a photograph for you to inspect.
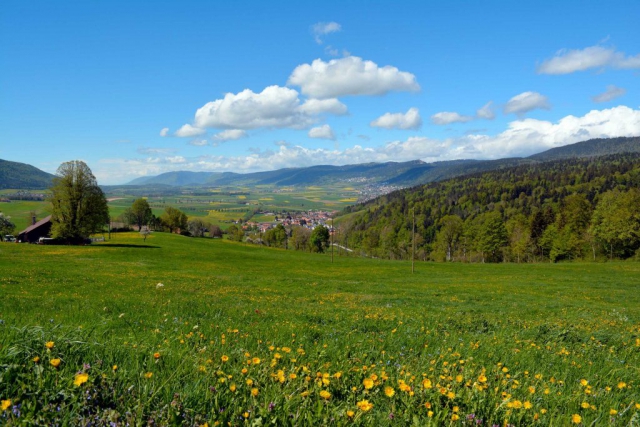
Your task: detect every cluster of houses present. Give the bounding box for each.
[242,210,335,233]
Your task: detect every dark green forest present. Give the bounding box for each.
[338,153,640,262]
[0,159,55,189]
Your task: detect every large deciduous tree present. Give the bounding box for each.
[130,198,153,230]
[49,160,109,242]
[187,218,209,237]
[310,225,330,253]
[161,206,188,234]
[435,214,463,262]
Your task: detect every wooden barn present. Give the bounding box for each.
[18,215,52,243]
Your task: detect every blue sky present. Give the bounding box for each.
[1,1,639,184]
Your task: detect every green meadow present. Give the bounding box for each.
[0,233,639,426]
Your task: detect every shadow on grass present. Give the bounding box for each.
[92,244,161,249]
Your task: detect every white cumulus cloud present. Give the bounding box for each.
[504,91,550,115]
[592,85,627,103]
[288,56,420,99]
[371,108,422,130]
[174,124,206,137]
[193,85,320,130]
[431,111,474,125]
[308,124,336,140]
[189,139,209,146]
[476,101,496,120]
[213,129,248,141]
[537,45,640,74]
[159,127,169,137]
[299,98,348,115]
[311,21,341,44]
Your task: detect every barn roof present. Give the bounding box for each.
[18,215,52,236]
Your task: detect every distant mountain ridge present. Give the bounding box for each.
[126,136,640,187]
[529,136,640,161]
[0,159,55,189]
[3,136,639,190]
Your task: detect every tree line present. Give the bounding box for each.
[338,153,640,262]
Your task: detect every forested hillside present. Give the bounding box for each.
[0,159,55,189]
[338,153,640,262]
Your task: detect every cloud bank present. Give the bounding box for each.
[99,106,640,184]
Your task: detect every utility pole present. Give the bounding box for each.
[411,209,415,274]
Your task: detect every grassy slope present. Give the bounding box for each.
[0,233,639,425]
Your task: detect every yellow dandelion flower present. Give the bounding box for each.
[221,355,229,362]
[609,409,617,416]
[617,382,626,389]
[246,379,253,386]
[50,358,61,368]
[301,391,309,397]
[74,373,89,386]
[581,402,590,409]
[144,372,153,378]
[428,411,434,417]
[580,379,588,386]
[230,383,236,392]
[45,341,54,349]
[571,414,582,424]
[451,414,460,421]
[112,365,118,371]
[363,378,374,389]
[357,399,373,412]
[422,378,433,389]
[1,400,11,411]
[528,386,535,394]
[252,357,261,365]
[635,403,640,410]
[251,387,259,396]
[384,386,395,397]
[478,374,487,383]
[346,410,355,418]
[447,391,455,399]
[153,352,161,359]
[524,401,533,409]
[455,375,463,383]
[33,356,40,363]
[320,390,331,400]
[289,373,297,380]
